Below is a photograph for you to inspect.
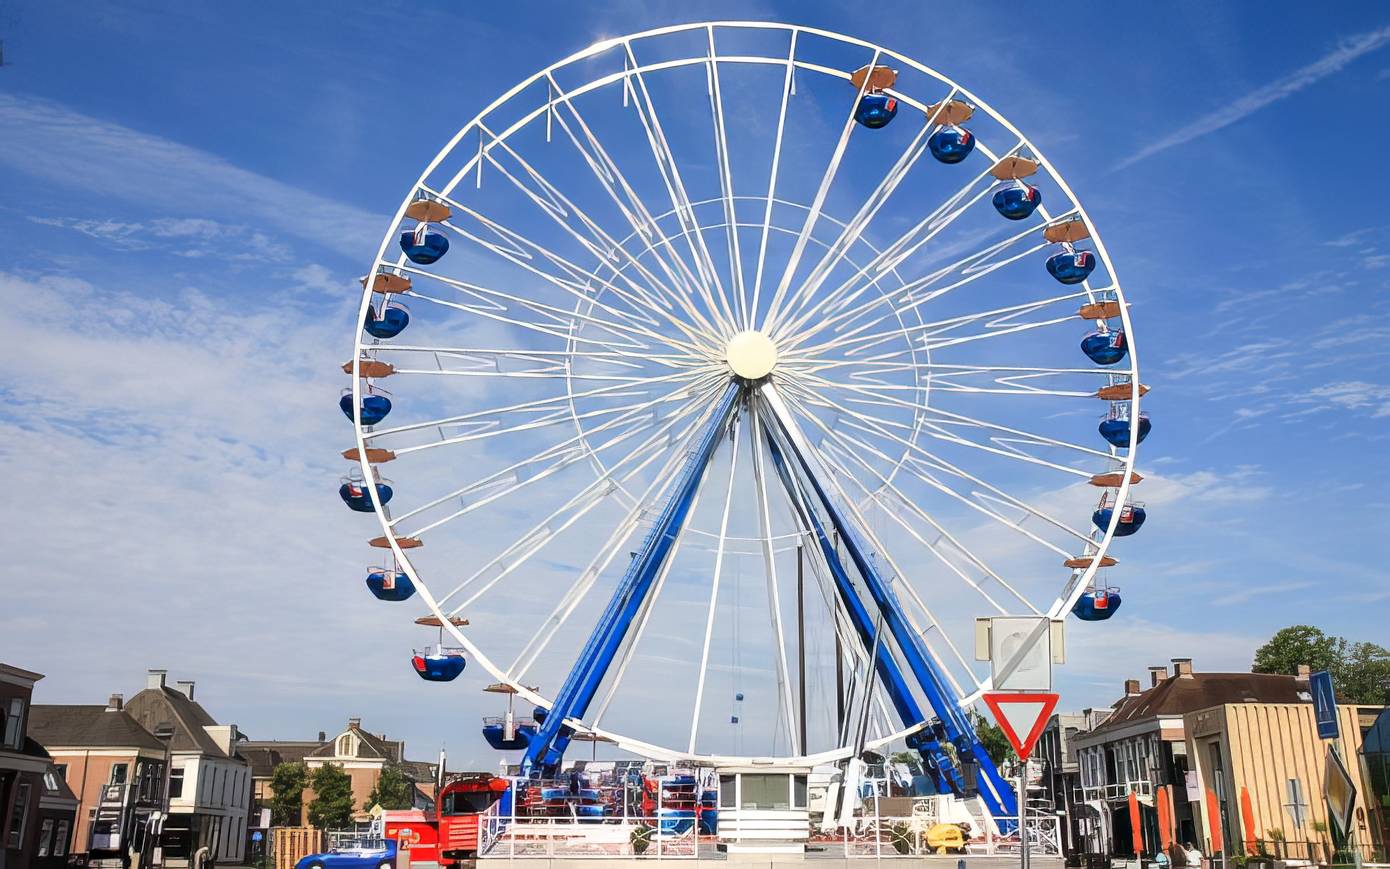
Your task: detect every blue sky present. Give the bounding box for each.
[2,1,1389,768]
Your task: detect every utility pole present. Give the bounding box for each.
[796,541,807,753]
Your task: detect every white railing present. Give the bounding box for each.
[480,817,697,859]
[478,776,703,860]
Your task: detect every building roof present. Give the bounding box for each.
[308,724,402,763]
[1089,671,1310,738]
[399,759,439,783]
[239,741,327,778]
[124,687,226,757]
[29,705,166,752]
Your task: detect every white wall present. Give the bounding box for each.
[168,753,251,862]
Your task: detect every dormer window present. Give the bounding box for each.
[336,733,358,757]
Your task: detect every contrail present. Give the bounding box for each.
[1113,24,1390,171]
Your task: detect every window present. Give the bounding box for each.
[3,698,24,749]
[169,766,186,799]
[7,782,30,848]
[54,820,70,857]
[719,775,736,808]
[793,775,808,809]
[37,817,55,856]
[739,774,791,810]
[110,763,129,785]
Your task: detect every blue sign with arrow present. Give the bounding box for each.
[1311,670,1338,740]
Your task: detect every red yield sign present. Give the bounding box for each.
[982,691,1059,762]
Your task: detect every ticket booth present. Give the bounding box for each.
[715,767,811,856]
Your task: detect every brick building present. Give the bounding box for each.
[1,665,78,869]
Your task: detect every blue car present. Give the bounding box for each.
[295,839,397,869]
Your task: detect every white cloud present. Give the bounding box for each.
[1114,25,1390,170]
[0,93,380,258]
[29,215,293,261]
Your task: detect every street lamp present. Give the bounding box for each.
[153,724,175,868]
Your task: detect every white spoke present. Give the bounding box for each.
[762,47,880,329]
[748,29,798,330]
[747,407,800,753]
[704,26,748,328]
[623,40,739,333]
[687,413,741,752]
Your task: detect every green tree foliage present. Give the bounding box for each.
[1252,626,1342,676]
[1253,625,1390,705]
[363,766,415,812]
[269,762,308,827]
[971,712,1015,767]
[307,763,355,830]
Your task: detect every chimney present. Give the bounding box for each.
[174,681,196,701]
[348,717,361,730]
[317,731,326,743]
[147,669,168,690]
[1172,657,1194,677]
[1124,678,1142,696]
[107,694,124,711]
[1296,664,1311,680]
[1148,665,1168,687]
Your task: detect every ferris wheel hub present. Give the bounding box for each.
[724,330,779,380]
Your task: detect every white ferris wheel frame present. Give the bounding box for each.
[348,21,1143,767]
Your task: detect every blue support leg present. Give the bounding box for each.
[759,385,1017,820]
[521,380,743,776]
[761,426,955,795]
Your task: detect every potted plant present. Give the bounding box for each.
[630,823,653,856]
[889,822,912,855]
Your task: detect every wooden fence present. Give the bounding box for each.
[272,827,326,869]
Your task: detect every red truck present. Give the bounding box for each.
[382,775,510,867]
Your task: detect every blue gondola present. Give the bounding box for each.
[340,392,392,426]
[532,706,548,724]
[928,127,974,163]
[1099,413,1151,448]
[365,569,415,602]
[482,719,537,751]
[1092,504,1146,537]
[854,93,898,129]
[412,649,466,682]
[1046,249,1097,284]
[699,810,718,835]
[658,809,697,835]
[541,787,600,802]
[1072,588,1121,621]
[340,481,393,512]
[399,226,450,265]
[364,302,410,340]
[1081,330,1127,366]
[992,184,1042,220]
[734,692,744,702]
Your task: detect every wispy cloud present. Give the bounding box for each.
[1114,25,1390,170]
[1210,580,1316,607]
[29,215,293,261]
[0,93,380,258]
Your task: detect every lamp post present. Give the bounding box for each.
[153,724,175,869]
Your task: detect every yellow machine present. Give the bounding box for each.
[924,822,968,854]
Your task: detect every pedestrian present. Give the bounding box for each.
[1182,842,1204,869]
[1154,848,1170,869]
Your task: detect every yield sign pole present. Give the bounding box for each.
[983,691,1059,869]
[982,692,1059,762]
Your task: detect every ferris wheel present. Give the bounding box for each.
[340,22,1148,815]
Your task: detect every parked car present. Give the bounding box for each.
[295,839,397,869]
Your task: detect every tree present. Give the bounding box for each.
[307,764,355,830]
[363,766,415,812]
[269,762,308,827]
[1252,626,1342,676]
[970,712,1014,767]
[1253,625,1390,705]
[1337,641,1390,706]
